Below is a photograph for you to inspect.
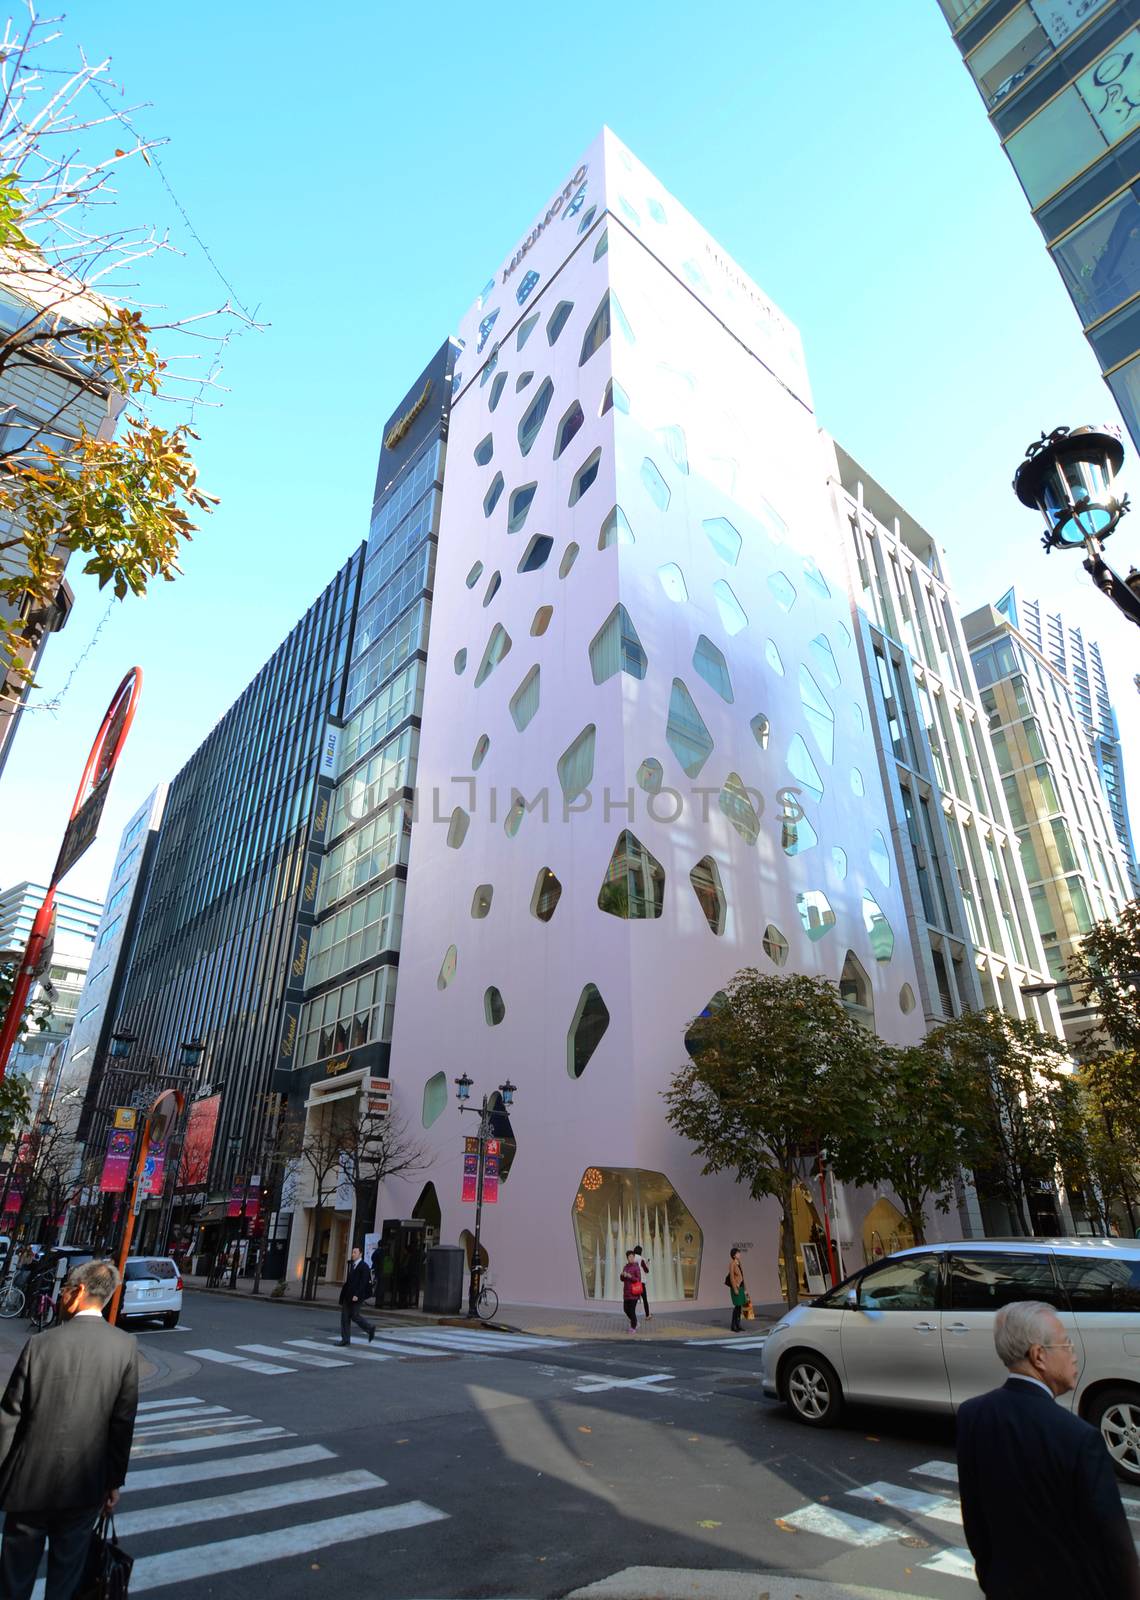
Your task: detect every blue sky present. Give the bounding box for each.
[3,0,1139,903]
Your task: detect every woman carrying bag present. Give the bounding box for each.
[619,1249,643,1333]
[726,1247,747,1332]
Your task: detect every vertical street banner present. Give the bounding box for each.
[483,1138,501,1205]
[100,1127,135,1193]
[461,1150,478,1203]
[177,1094,220,1189]
[143,1140,166,1196]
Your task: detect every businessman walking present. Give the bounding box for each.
[337,1245,377,1345]
[0,1258,138,1600]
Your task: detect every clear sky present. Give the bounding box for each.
[3,0,1139,904]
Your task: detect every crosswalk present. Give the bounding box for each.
[31,1394,447,1597]
[185,1324,572,1376]
[685,1334,769,1350]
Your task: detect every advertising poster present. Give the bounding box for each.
[461,1152,478,1203]
[483,1139,500,1205]
[143,1140,166,1196]
[177,1094,220,1189]
[100,1127,134,1194]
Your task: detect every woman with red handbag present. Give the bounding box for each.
[619,1250,643,1332]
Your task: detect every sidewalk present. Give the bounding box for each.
[183,1274,784,1340]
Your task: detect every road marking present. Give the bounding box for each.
[848,1480,963,1525]
[320,1334,451,1358]
[685,1336,769,1349]
[115,1469,386,1536]
[779,1504,899,1548]
[134,1404,229,1426]
[131,1426,291,1458]
[128,1444,336,1491]
[921,1548,976,1579]
[120,1502,449,1590]
[287,1338,392,1363]
[573,1373,676,1394]
[186,1347,296,1374]
[137,1397,206,1411]
[237,1342,351,1369]
[136,1415,263,1439]
[360,1328,571,1350]
[911,1460,959,1484]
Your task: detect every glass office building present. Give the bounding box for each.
[939,0,1140,448]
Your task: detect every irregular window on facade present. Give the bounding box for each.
[694,635,733,703]
[483,473,504,517]
[474,434,494,466]
[454,648,467,675]
[437,945,458,989]
[765,639,784,677]
[798,665,834,763]
[531,867,562,922]
[422,1071,448,1127]
[802,557,830,598]
[570,448,603,505]
[598,830,665,918]
[579,292,612,366]
[518,534,553,573]
[666,679,713,778]
[568,983,610,1077]
[517,311,540,350]
[593,229,608,261]
[640,457,670,511]
[600,377,630,416]
[751,713,770,750]
[899,983,916,1014]
[657,563,687,603]
[853,701,865,734]
[840,952,875,1032]
[702,516,741,565]
[472,733,490,770]
[446,810,469,850]
[575,203,596,233]
[763,924,789,966]
[504,797,526,838]
[589,603,647,684]
[483,570,501,608]
[484,986,506,1026]
[713,580,748,637]
[572,1166,702,1301]
[618,195,641,225]
[465,560,484,589]
[782,809,817,857]
[647,196,667,223]
[508,482,538,532]
[516,371,533,392]
[767,572,796,612]
[719,773,759,845]
[547,300,574,345]
[510,666,541,731]
[869,829,891,886]
[690,856,726,935]
[787,734,824,802]
[559,541,580,579]
[599,506,635,550]
[862,892,894,960]
[657,426,689,477]
[555,402,585,459]
[471,884,493,919]
[488,372,507,412]
[474,622,512,686]
[851,768,865,798]
[832,845,847,878]
[636,757,663,794]
[479,347,499,386]
[810,633,840,689]
[558,723,595,802]
[797,889,836,942]
[518,379,553,456]
[531,605,553,637]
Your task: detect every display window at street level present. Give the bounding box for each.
[571,1166,702,1300]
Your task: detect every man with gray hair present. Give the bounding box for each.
[957,1298,1140,1598]
[0,1258,138,1599]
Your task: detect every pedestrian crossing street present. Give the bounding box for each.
[776,1458,1140,1583]
[28,1394,447,1598]
[185,1324,573,1375]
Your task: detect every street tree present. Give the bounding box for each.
[664,969,878,1308]
[282,1103,353,1302]
[336,1104,428,1253]
[1074,1051,1140,1230]
[1069,900,1140,1055]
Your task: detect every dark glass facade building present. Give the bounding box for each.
[940,0,1140,447]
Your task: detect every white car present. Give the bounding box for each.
[119,1257,182,1328]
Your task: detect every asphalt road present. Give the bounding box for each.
[86,1288,991,1600]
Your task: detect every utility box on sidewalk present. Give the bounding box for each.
[422,1245,464,1314]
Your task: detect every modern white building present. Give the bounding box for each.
[381,131,936,1311]
[0,879,102,1100]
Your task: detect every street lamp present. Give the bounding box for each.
[454,1074,517,1317]
[1013,424,1140,628]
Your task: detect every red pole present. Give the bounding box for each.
[818,1152,839,1286]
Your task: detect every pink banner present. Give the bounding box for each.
[100,1128,134,1194]
[144,1140,166,1196]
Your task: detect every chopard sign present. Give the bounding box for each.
[502,163,588,283]
[384,379,433,450]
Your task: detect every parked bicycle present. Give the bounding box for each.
[28,1281,57,1333]
[0,1281,24,1319]
[474,1277,499,1321]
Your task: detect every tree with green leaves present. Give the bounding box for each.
[1073,1050,1140,1231]
[1068,900,1140,1056]
[664,969,878,1308]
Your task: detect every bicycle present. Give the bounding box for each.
[0,1281,24,1319]
[474,1277,499,1321]
[28,1283,57,1333]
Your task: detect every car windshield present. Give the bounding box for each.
[124,1259,177,1282]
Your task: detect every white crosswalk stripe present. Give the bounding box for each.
[685,1335,769,1350]
[180,1325,573,1377]
[236,1342,351,1368]
[287,1338,393,1363]
[31,1395,447,1599]
[185,1346,296,1374]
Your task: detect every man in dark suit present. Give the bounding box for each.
[957,1298,1140,1599]
[337,1245,376,1346]
[0,1258,138,1600]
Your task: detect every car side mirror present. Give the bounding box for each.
[844,1288,858,1309]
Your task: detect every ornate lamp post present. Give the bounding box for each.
[454,1073,516,1317]
[1013,424,1140,628]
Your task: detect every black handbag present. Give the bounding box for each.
[78,1513,133,1600]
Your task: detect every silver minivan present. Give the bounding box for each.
[761,1238,1140,1481]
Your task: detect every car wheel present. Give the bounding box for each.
[1088,1388,1140,1483]
[162,1312,179,1329]
[783,1351,843,1428]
